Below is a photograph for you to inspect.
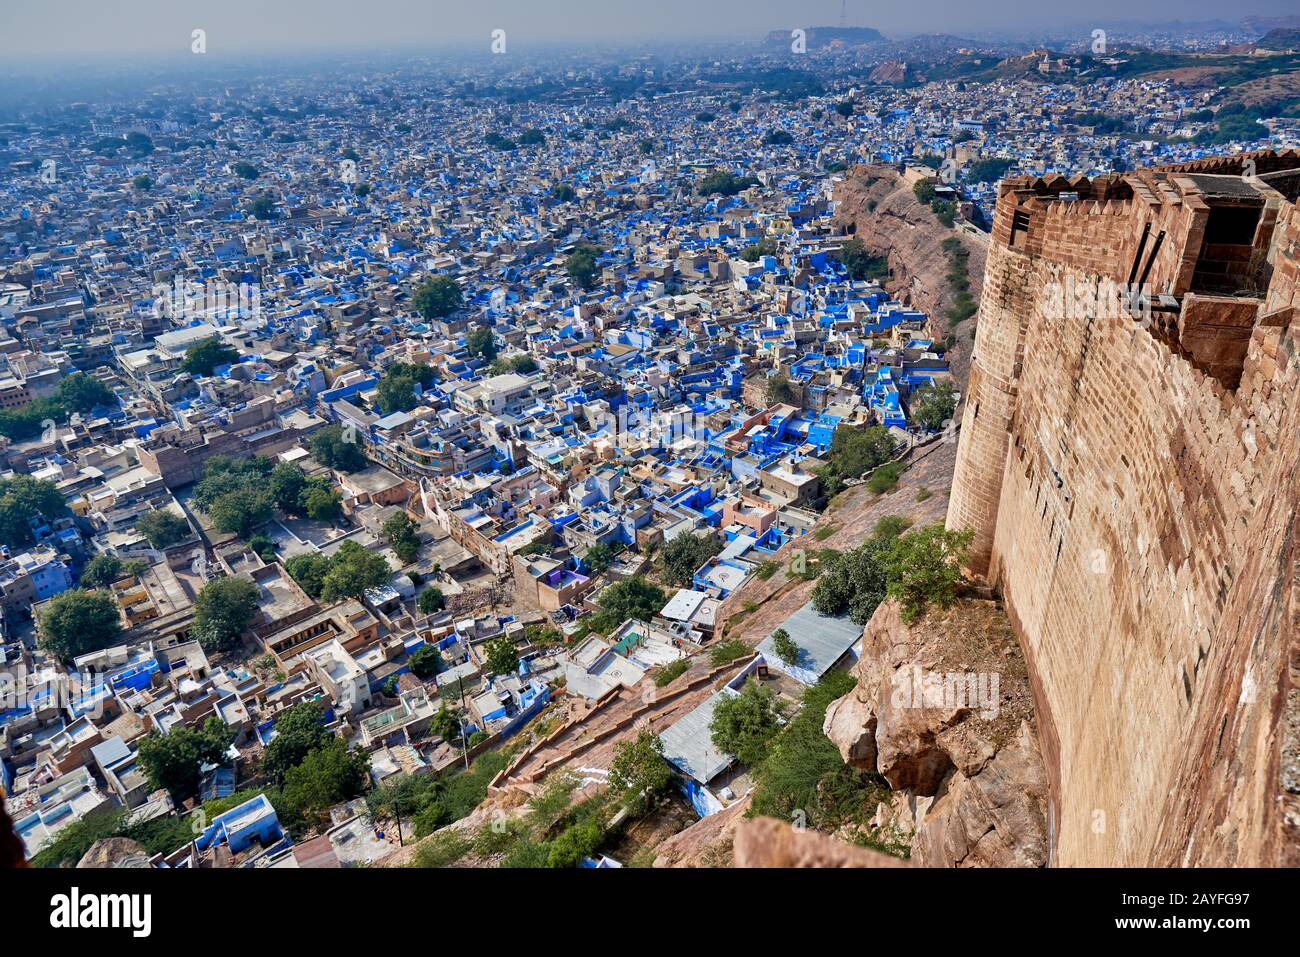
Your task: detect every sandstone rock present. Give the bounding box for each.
[733,816,910,868]
[822,689,876,770]
[77,837,152,868]
[652,795,750,868]
[911,722,1049,867]
[821,596,1047,866]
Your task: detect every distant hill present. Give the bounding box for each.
[763,26,885,49]
[1256,29,1300,51]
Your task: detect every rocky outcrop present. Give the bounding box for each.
[734,816,911,868]
[77,838,152,868]
[823,597,1048,866]
[652,795,750,868]
[833,165,988,387]
[868,61,913,85]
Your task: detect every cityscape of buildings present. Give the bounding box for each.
[2,8,1298,879]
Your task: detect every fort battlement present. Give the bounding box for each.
[948,150,1300,866]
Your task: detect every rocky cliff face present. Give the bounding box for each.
[822,597,1048,867]
[833,165,989,388]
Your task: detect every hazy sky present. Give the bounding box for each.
[1,0,1297,60]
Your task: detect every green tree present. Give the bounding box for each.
[37,589,123,663]
[319,540,391,602]
[488,354,538,376]
[551,183,577,202]
[698,170,759,196]
[375,371,419,415]
[584,542,614,573]
[232,160,260,180]
[811,534,893,624]
[0,476,69,549]
[310,424,367,472]
[771,627,799,667]
[546,817,604,868]
[409,643,442,679]
[748,672,873,833]
[247,533,277,563]
[741,237,778,262]
[819,424,897,490]
[882,524,974,623]
[429,706,460,743]
[192,575,259,652]
[181,337,239,377]
[268,462,307,513]
[136,508,190,548]
[382,512,421,563]
[278,737,370,829]
[246,193,276,220]
[136,717,236,801]
[564,245,601,291]
[285,553,331,599]
[260,701,333,787]
[588,576,665,634]
[710,678,786,767]
[56,373,115,412]
[766,371,795,404]
[301,482,342,523]
[465,325,497,361]
[485,635,519,676]
[660,531,721,587]
[412,275,463,320]
[79,554,147,589]
[132,174,153,191]
[417,586,445,615]
[836,238,889,281]
[608,729,672,813]
[867,461,903,494]
[208,488,273,538]
[910,380,958,432]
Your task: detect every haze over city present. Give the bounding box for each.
[2,0,1300,59]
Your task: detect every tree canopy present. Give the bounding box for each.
[37,589,123,663]
[192,575,259,652]
[181,337,239,377]
[411,275,463,319]
[382,512,421,564]
[0,476,69,549]
[485,635,519,676]
[310,424,367,472]
[80,554,148,590]
[709,678,787,767]
[816,425,897,499]
[587,576,665,634]
[910,380,958,432]
[564,245,602,291]
[417,586,445,615]
[465,326,497,361]
[608,730,672,814]
[260,700,333,787]
[286,540,391,603]
[136,509,190,549]
[659,531,721,588]
[137,717,236,801]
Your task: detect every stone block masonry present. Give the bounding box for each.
[947,150,1300,866]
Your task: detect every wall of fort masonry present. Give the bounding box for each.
[947,151,1300,866]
